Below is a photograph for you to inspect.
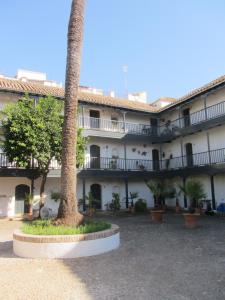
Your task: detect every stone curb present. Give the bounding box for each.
[13,224,119,243]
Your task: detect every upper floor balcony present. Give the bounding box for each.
[78,100,225,142]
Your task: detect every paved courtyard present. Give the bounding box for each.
[0,213,225,300]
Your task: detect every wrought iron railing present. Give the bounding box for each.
[1,147,225,171]
[78,100,225,137]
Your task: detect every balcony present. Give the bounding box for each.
[159,100,225,139]
[78,115,158,140]
[1,148,225,178]
[78,100,225,141]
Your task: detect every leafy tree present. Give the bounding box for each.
[57,0,86,225]
[2,95,63,208]
[2,95,87,209]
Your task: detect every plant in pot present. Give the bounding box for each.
[179,180,206,228]
[134,198,147,213]
[129,192,138,213]
[24,193,33,219]
[146,181,175,223]
[85,192,96,217]
[109,193,121,213]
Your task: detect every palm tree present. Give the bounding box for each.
[146,181,175,208]
[57,0,86,225]
[179,180,206,213]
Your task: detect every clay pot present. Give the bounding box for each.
[151,210,164,223]
[175,205,181,213]
[129,206,135,214]
[183,213,200,229]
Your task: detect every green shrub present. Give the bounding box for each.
[109,193,121,211]
[134,198,147,213]
[22,219,111,235]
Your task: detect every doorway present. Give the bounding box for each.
[15,184,30,215]
[90,110,100,129]
[150,118,158,136]
[90,145,100,169]
[152,149,160,171]
[183,108,190,127]
[186,143,193,167]
[90,184,102,209]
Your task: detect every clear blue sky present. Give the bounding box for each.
[1,0,225,102]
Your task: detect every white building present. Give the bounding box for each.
[0,71,225,217]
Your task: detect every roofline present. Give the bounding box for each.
[0,89,157,116]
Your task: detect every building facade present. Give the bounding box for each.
[1,72,225,217]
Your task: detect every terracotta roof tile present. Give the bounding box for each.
[0,78,157,113]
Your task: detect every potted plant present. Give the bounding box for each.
[179,180,206,228]
[146,181,175,222]
[129,192,138,213]
[109,193,121,213]
[85,192,96,217]
[24,193,33,219]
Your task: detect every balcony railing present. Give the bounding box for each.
[78,115,158,136]
[1,147,225,172]
[78,100,225,137]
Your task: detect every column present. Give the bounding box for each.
[124,142,127,170]
[206,132,211,165]
[210,175,216,210]
[183,177,187,208]
[82,178,86,211]
[125,178,129,208]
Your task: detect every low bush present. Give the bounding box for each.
[134,198,147,213]
[22,219,111,235]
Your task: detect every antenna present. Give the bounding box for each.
[122,65,128,98]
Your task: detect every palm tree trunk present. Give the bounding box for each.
[57,0,86,225]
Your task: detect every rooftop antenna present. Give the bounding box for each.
[122,65,128,98]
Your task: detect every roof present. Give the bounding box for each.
[0,77,157,113]
[1,74,225,114]
[160,74,225,111]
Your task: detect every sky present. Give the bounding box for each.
[1,0,225,102]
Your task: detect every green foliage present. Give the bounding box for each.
[146,180,175,208]
[179,180,206,210]
[2,94,63,171]
[51,191,61,202]
[109,193,121,211]
[85,192,100,208]
[129,192,138,200]
[134,198,147,213]
[76,128,87,168]
[24,193,33,205]
[22,219,111,235]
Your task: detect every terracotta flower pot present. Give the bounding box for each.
[175,205,181,213]
[183,213,200,229]
[151,210,164,223]
[129,206,135,214]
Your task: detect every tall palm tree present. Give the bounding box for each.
[57,0,86,225]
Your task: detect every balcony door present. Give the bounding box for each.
[186,143,193,167]
[90,145,100,169]
[150,118,158,136]
[90,110,100,129]
[15,184,30,215]
[90,184,102,209]
[152,149,160,171]
[183,108,190,127]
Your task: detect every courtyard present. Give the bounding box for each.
[0,213,225,300]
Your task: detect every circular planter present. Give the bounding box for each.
[150,210,164,223]
[13,224,120,259]
[183,213,200,229]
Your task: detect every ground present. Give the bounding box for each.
[1,213,225,300]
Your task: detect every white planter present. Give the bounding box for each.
[13,224,120,259]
